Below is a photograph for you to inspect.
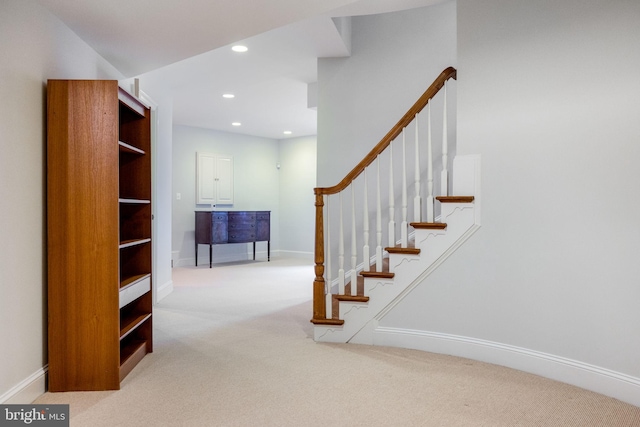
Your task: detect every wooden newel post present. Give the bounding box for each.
[312,191,327,321]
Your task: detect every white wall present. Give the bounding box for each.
[376,0,640,406]
[317,1,457,188]
[172,125,281,265]
[278,135,317,258]
[152,98,174,301]
[0,0,124,403]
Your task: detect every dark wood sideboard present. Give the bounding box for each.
[195,211,270,268]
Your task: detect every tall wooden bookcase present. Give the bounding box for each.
[47,80,153,391]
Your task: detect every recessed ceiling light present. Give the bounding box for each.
[222,94,235,99]
[283,131,292,135]
[232,122,241,126]
[231,45,248,53]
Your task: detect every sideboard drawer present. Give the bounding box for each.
[228,212,255,224]
[228,230,256,243]
[228,222,256,231]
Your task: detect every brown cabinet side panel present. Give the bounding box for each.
[256,212,270,241]
[47,80,121,391]
[195,211,212,244]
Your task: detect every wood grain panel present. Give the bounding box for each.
[47,80,120,391]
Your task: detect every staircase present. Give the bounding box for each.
[311,67,481,344]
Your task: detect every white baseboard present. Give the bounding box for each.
[181,255,248,267]
[171,251,180,268]
[373,327,640,408]
[182,248,278,267]
[0,366,47,404]
[277,250,313,261]
[156,279,173,303]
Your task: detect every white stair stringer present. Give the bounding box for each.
[352,218,481,344]
[314,203,477,343]
[313,155,481,344]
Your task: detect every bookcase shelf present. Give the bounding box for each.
[119,238,152,249]
[47,80,153,392]
[120,312,152,340]
[121,273,152,289]
[119,140,146,155]
[120,198,151,204]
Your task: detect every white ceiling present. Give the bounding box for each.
[36,0,445,139]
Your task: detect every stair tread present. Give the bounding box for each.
[336,294,370,302]
[436,195,474,203]
[360,270,395,278]
[311,317,344,326]
[386,246,420,254]
[410,222,447,229]
[360,257,393,277]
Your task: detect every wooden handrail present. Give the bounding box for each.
[314,67,457,197]
[311,67,457,324]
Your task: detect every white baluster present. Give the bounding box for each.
[376,156,383,272]
[338,192,345,295]
[427,103,434,222]
[388,142,395,249]
[350,183,358,296]
[401,128,408,247]
[363,169,370,271]
[414,113,422,223]
[325,195,332,318]
[441,81,449,196]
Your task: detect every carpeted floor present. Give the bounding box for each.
[35,257,640,426]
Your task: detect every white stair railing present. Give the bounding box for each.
[312,67,457,324]
[414,113,422,223]
[325,195,332,319]
[338,192,345,295]
[375,156,383,271]
[350,184,358,296]
[362,168,370,273]
[441,80,449,197]
[401,129,408,247]
[426,104,435,222]
[388,143,395,250]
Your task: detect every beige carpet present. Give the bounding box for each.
[36,257,640,426]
